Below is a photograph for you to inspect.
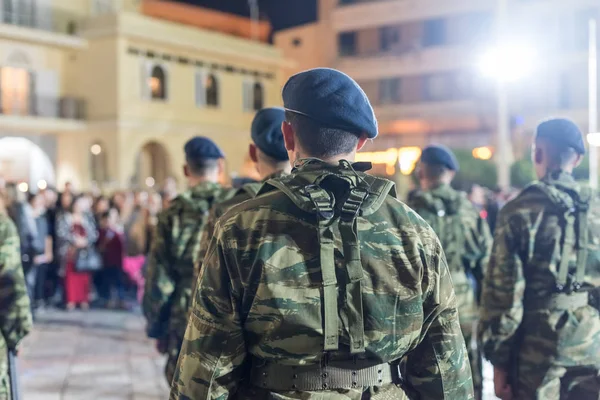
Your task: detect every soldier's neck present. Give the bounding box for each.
[187,175,218,188]
[257,162,291,180]
[295,152,356,165]
[421,180,447,191]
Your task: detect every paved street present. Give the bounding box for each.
[18,308,497,399]
[19,309,169,400]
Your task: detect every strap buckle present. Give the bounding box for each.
[341,188,368,220]
[304,184,335,220]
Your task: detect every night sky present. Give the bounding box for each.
[174,0,317,32]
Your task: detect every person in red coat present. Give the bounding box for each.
[97,209,125,308]
[56,195,98,310]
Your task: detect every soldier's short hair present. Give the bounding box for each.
[537,138,579,170]
[421,162,450,180]
[186,157,220,177]
[285,111,359,159]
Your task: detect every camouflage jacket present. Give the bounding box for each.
[0,214,32,397]
[479,171,600,369]
[194,170,289,279]
[408,184,492,290]
[171,159,473,400]
[143,182,234,339]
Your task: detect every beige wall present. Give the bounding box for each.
[274,23,323,78]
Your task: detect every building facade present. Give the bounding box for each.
[0,0,288,191]
[275,0,600,175]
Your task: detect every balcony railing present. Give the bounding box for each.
[0,95,86,120]
[0,6,82,35]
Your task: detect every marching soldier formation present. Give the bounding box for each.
[2,67,599,400]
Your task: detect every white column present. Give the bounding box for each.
[496,0,513,190]
[590,18,598,189]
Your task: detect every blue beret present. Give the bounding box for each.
[421,145,459,171]
[251,107,288,161]
[536,118,586,155]
[282,68,378,139]
[184,136,224,160]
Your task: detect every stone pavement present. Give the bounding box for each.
[17,308,499,400]
[19,309,169,400]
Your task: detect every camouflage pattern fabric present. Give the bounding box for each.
[0,214,32,399]
[408,184,492,397]
[142,182,234,384]
[479,171,600,399]
[171,159,473,400]
[194,170,288,280]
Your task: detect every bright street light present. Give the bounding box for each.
[477,44,537,83]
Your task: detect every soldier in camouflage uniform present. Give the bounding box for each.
[171,68,473,399]
[143,136,234,384]
[408,145,492,400]
[0,212,32,399]
[195,107,290,279]
[479,118,600,400]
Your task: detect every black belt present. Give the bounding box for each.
[251,359,398,391]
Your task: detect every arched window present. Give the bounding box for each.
[253,82,264,111]
[206,74,219,107]
[150,65,166,100]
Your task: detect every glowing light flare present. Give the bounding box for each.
[37,180,48,190]
[355,148,398,166]
[90,144,102,155]
[472,146,493,160]
[477,44,537,83]
[356,147,422,176]
[587,133,600,147]
[145,177,156,188]
[398,147,422,176]
[18,182,28,193]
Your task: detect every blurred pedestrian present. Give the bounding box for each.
[56,194,99,311]
[97,209,125,309]
[0,190,32,400]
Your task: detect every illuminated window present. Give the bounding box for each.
[150,65,166,100]
[253,82,264,111]
[206,73,219,107]
[243,80,264,112]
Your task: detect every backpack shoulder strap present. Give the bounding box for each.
[574,186,592,289]
[359,175,396,216]
[236,182,261,199]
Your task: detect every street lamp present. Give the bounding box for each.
[476,42,536,189]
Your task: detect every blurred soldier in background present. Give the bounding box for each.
[143,137,234,384]
[194,107,290,279]
[171,68,473,399]
[0,196,33,399]
[479,118,600,400]
[408,145,492,400]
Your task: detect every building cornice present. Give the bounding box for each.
[0,23,88,49]
[82,13,294,68]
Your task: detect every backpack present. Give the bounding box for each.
[258,160,396,354]
[521,180,592,293]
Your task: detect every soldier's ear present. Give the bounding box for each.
[249,144,258,163]
[282,121,295,152]
[534,147,543,165]
[574,154,584,168]
[183,165,190,178]
[356,135,368,151]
